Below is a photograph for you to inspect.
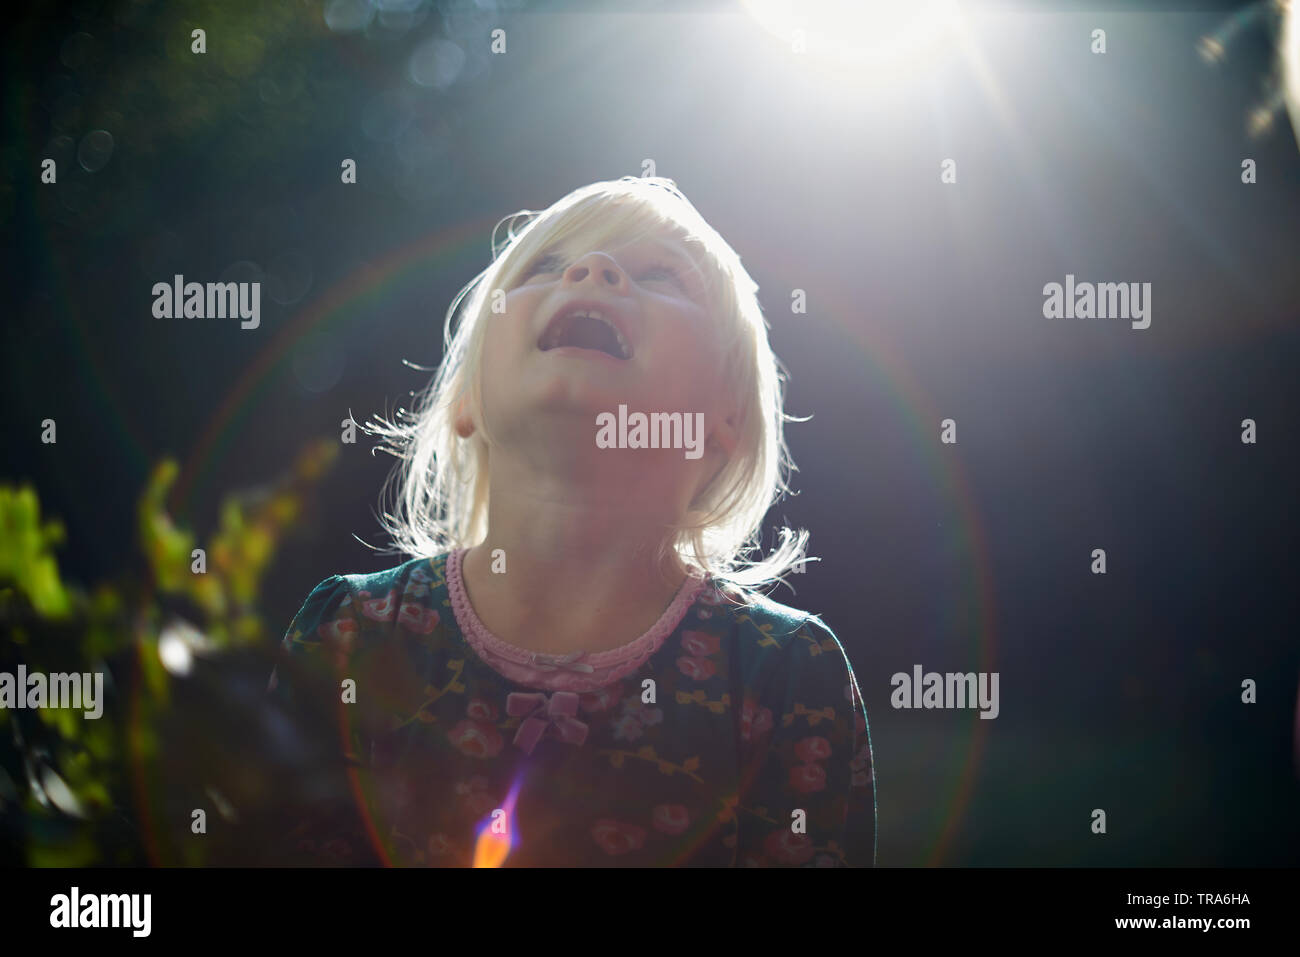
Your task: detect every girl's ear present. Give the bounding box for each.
[453,393,476,438]
[711,407,740,456]
[691,408,740,509]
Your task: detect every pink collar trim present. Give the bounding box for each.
[445,547,707,692]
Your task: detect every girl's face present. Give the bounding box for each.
[474,224,736,461]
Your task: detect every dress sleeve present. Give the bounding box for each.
[268,575,361,706]
[735,615,876,867]
[262,575,380,866]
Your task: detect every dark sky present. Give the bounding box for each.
[3,0,1298,864]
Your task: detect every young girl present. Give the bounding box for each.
[268,176,875,867]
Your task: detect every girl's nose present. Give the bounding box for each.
[563,251,628,291]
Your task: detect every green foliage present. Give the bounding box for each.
[0,438,339,865]
[0,486,72,619]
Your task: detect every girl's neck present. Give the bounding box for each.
[458,540,692,656]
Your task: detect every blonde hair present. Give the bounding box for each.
[364,176,809,592]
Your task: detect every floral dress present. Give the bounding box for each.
[267,548,875,866]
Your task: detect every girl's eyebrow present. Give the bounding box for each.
[648,237,698,269]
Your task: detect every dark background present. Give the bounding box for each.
[3,0,1298,865]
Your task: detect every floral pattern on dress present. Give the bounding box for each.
[269,554,875,867]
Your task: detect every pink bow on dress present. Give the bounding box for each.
[506,691,589,755]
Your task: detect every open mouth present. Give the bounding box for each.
[538,306,632,360]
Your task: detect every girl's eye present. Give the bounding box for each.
[639,263,685,288]
[525,254,564,276]
[522,255,689,293]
